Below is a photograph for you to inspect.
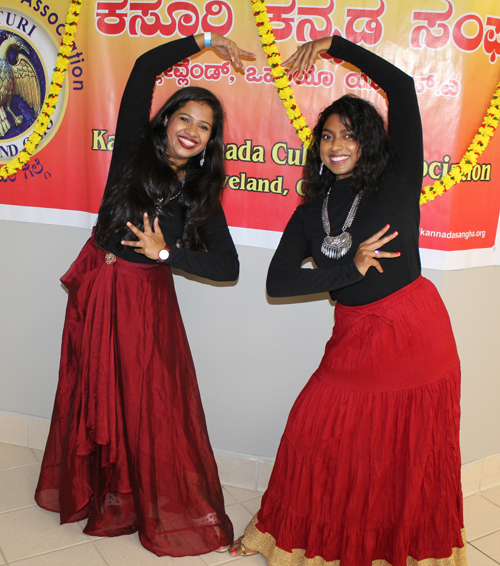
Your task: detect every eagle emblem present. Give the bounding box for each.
[0,33,41,138]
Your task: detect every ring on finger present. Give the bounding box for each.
[374,249,380,255]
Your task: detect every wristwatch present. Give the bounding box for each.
[157,244,170,263]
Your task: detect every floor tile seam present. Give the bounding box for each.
[0,545,8,566]
[467,527,500,543]
[29,449,44,462]
[0,462,40,472]
[222,486,263,498]
[227,495,262,503]
[200,553,238,566]
[481,483,500,492]
[481,493,500,510]
[241,500,262,514]
[468,527,500,542]
[90,541,111,566]
[0,503,37,515]
[468,542,500,565]
[5,540,93,564]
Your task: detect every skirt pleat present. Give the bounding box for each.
[35,237,233,557]
[243,277,466,566]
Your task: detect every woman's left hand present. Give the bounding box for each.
[198,33,255,71]
[282,37,332,80]
[121,213,166,261]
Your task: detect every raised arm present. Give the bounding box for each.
[284,35,423,181]
[108,36,201,180]
[106,33,254,182]
[326,36,423,177]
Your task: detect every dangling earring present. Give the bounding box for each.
[200,148,206,167]
[319,162,324,175]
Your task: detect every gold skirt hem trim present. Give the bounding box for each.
[242,514,467,566]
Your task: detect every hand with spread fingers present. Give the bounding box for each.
[196,33,255,72]
[121,213,166,261]
[354,224,401,276]
[282,36,333,81]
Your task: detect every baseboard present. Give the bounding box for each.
[1,411,499,494]
[461,456,500,496]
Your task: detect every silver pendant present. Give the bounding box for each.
[321,232,353,259]
[321,188,362,259]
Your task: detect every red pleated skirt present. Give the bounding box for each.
[243,277,466,566]
[35,237,233,557]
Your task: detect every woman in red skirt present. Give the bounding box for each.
[232,36,467,566]
[35,33,253,557]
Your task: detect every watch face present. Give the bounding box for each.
[159,249,170,261]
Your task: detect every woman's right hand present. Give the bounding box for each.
[354,225,400,276]
[195,33,255,71]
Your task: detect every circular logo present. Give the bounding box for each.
[0,7,68,163]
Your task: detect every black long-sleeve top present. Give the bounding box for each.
[267,36,423,306]
[100,36,239,282]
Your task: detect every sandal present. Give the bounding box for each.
[229,536,259,557]
[215,545,231,553]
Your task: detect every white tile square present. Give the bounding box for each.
[462,461,483,498]
[482,486,500,508]
[8,543,108,566]
[27,418,51,451]
[482,455,500,491]
[0,463,40,512]
[256,458,274,492]
[466,543,500,566]
[94,534,177,565]
[471,531,500,564]
[0,442,37,470]
[0,506,92,562]
[0,413,27,446]
[201,549,267,566]
[201,548,239,565]
[464,494,500,541]
[174,554,208,565]
[215,455,258,491]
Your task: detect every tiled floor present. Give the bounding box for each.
[0,442,499,566]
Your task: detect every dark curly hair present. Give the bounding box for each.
[302,94,392,202]
[95,86,225,251]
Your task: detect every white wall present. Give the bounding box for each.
[0,220,498,464]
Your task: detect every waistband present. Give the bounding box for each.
[91,239,164,271]
[335,276,429,317]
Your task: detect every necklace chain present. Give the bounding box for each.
[155,171,186,213]
[321,188,362,259]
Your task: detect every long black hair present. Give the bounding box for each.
[95,86,225,251]
[302,94,392,202]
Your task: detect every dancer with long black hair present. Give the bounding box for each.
[36,33,253,558]
[232,35,466,566]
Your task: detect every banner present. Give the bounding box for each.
[1,0,500,269]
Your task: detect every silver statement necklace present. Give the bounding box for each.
[321,188,362,259]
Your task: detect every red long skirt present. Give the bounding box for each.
[35,237,233,557]
[243,277,466,566]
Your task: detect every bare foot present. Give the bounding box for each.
[230,535,259,557]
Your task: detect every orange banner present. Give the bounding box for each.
[1,0,499,269]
